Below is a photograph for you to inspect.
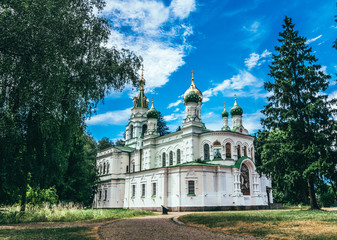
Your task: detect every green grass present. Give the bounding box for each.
[179,210,337,240]
[0,203,154,224]
[0,227,97,240]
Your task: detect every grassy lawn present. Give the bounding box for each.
[179,210,337,240]
[0,226,97,240]
[0,205,154,239]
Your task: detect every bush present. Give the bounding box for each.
[318,191,335,207]
[26,185,58,206]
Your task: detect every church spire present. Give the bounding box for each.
[133,66,149,109]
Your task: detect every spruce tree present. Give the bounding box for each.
[260,17,336,209]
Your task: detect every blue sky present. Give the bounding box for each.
[86,0,337,141]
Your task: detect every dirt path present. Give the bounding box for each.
[98,212,260,240]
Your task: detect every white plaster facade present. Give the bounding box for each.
[93,75,273,211]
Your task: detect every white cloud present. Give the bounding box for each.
[305,35,322,44]
[244,49,271,70]
[168,99,183,108]
[202,70,263,102]
[86,108,131,126]
[243,21,260,33]
[170,0,196,19]
[102,0,196,90]
[174,108,180,112]
[319,65,327,74]
[243,110,263,134]
[163,114,178,121]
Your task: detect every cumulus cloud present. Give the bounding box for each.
[244,49,271,70]
[102,0,196,90]
[202,70,263,102]
[168,99,183,108]
[86,108,131,126]
[305,35,322,44]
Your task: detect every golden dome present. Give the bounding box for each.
[183,70,203,102]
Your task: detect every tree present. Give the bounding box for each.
[98,137,114,150]
[115,139,125,146]
[259,17,337,209]
[157,112,170,136]
[0,0,142,211]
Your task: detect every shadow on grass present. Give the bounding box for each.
[0,226,97,240]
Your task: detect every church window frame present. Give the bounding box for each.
[203,144,210,160]
[98,190,102,200]
[162,153,166,167]
[141,124,147,137]
[244,146,247,157]
[177,149,181,164]
[188,181,195,196]
[130,125,134,139]
[152,183,157,197]
[237,145,241,158]
[240,163,250,196]
[213,141,222,160]
[225,143,232,159]
[126,165,129,173]
[104,189,107,201]
[141,184,146,198]
[132,185,136,198]
[169,151,173,165]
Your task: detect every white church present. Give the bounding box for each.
[93,72,273,211]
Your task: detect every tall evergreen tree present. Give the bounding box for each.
[259,17,336,209]
[157,112,170,136]
[97,137,114,150]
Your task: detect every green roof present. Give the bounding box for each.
[222,110,229,118]
[115,146,135,153]
[230,105,243,116]
[232,156,249,168]
[147,107,159,119]
[184,91,201,104]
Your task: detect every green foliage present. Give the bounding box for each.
[115,139,125,146]
[26,185,58,206]
[157,112,170,136]
[0,0,141,209]
[97,137,114,150]
[258,17,337,209]
[0,203,153,224]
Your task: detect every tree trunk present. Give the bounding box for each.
[307,178,320,210]
[20,184,27,212]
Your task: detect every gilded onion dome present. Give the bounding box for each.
[222,102,229,118]
[230,95,243,116]
[183,70,203,103]
[147,98,159,119]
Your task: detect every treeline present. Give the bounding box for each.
[255,17,337,209]
[0,0,141,211]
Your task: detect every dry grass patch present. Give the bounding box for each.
[179,210,337,240]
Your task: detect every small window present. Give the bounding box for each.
[133,163,135,172]
[162,153,166,167]
[177,149,181,164]
[126,165,129,173]
[226,143,231,158]
[188,181,195,195]
[132,185,136,197]
[99,190,102,200]
[152,183,156,196]
[237,145,241,158]
[130,125,134,139]
[104,189,107,201]
[141,184,146,197]
[244,146,247,156]
[142,124,147,137]
[204,144,210,160]
[103,162,106,174]
[169,151,173,165]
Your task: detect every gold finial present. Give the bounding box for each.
[224,101,226,109]
[151,97,154,108]
[191,69,194,80]
[234,94,238,106]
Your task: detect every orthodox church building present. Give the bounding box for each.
[93,72,273,211]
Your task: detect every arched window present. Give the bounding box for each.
[107,162,110,173]
[240,163,250,195]
[162,153,166,167]
[130,125,134,139]
[169,151,173,165]
[177,149,181,164]
[142,124,147,137]
[244,146,247,156]
[204,144,210,160]
[103,162,106,174]
[225,143,231,158]
[237,145,241,158]
[99,164,102,175]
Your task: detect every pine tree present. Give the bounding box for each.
[157,112,170,136]
[260,17,336,209]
